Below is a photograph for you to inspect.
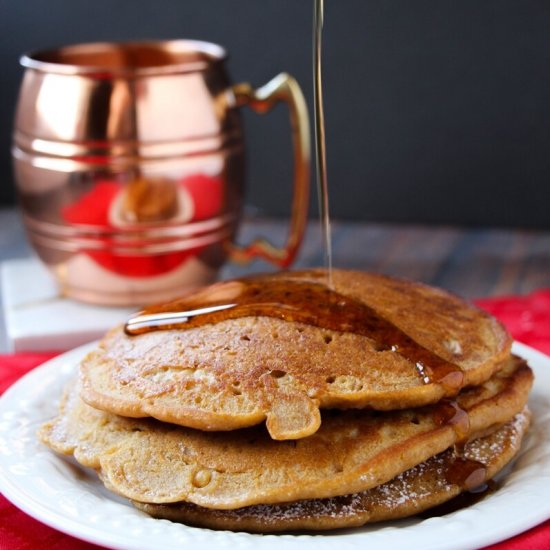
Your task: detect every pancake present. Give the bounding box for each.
[133,409,530,532]
[39,355,532,509]
[79,269,511,440]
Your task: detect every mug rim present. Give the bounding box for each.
[20,39,227,76]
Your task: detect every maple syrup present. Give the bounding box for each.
[418,450,490,519]
[125,276,464,392]
[433,399,470,441]
[430,401,488,507]
[446,456,488,491]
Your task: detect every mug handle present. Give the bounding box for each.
[228,73,310,268]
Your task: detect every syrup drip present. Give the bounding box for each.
[418,409,490,520]
[445,456,488,491]
[125,278,464,392]
[433,399,470,441]
[431,399,488,501]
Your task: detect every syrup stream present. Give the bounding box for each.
[313,0,333,287]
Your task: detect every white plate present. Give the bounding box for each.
[0,342,549,550]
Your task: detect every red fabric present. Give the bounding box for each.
[0,289,549,548]
[0,352,58,395]
[0,493,102,550]
[476,289,550,357]
[475,290,550,549]
[484,520,550,550]
[0,352,103,549]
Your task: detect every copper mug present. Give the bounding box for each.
[13,40,310,306]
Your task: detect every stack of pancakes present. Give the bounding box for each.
[39,269,533,532]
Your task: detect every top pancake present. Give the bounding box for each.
[80,269,511,440]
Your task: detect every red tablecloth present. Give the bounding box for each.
[1,290,550,549]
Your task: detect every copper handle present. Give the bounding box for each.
[228,73,310,268]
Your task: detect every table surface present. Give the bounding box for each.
[1,206,550,352]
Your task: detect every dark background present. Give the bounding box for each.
[2,0,550,228]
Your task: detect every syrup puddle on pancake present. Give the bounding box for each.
[125,276,464,394]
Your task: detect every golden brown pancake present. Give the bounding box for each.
[133,409,530,532]
[79,269,511,440]
[39,356,532,509]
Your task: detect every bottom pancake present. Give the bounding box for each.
[134,409,530,532]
